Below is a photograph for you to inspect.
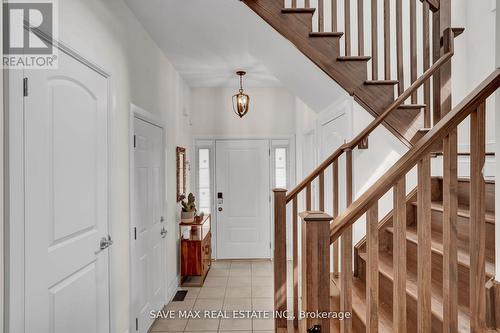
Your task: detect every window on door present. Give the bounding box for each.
[274,147,288,188]
[197,148,211,214]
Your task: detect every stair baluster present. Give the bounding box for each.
[396,0,404,95]
[393,178,407,332]
[366,203,379,332]
[331,0,337,32]
[410,0,418,103]
[273,188,288,333]
[292,197,299,330]
[383,0,390,80]
[340,149,354,333]
[318,0,324,32]
[345,0,351,56]
[422,1,431,127]
[358,0,364,56]
[371,0,378,80]
[417,155,432,332]
[469,102,487,331]
[333,160,340,278]
[248,1,498,332]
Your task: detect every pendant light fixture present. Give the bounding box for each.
[232,71,250,118]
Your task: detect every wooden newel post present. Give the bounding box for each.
[300,211,333,332]
[273,189,288,333]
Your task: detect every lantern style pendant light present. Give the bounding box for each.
[232,71,250,118]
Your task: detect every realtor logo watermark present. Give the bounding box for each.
[2,0,58,69]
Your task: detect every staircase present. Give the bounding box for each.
[240,0,500,332]
[242,0,460,147]
[335,177,496,332]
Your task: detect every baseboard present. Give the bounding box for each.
[166,275,180,303]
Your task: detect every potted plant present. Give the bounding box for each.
[181,193,197,223]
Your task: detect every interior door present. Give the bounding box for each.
[215,140,271,259]
[132,117,166,333]
[23,51,110,333]
[302,130,317,209]
[319,113,348,218]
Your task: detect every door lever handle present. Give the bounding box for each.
[160,228,167,238]
[99,235,113,250]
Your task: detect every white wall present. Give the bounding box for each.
[496,0,500,281]
[0,2,4,330]
[294,93,415,248]
[190,87,296,138]
[40,1,191,332]
[456,0,497,155]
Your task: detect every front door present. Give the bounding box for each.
[23,51,110,333]
[215,140,271,259]
[132,116,166,333]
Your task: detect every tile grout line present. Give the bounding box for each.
[216,262,230,333]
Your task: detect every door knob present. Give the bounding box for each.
[160,227,167,238]
[99,235,113,250]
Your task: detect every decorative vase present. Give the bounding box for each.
[181,211,195,223]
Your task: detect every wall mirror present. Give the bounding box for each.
[176,147,187,202]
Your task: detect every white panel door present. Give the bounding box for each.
[319,113,348,217]
[216,140,271,259]
[24,51,110,333]
[132,117,166,333]
[302,131,317,209]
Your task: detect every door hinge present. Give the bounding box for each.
[134,227,137,240]
[133,134,136,148]
[135,317,138,331]
[269,148,271,156]
[270,242,272,249]
[23,77,28,96]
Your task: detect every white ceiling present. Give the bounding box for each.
[125,0,348,111]
[124,0,281,87]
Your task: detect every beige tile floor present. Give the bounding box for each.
[150,260,282,333]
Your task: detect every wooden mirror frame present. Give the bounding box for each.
[176,147,187,202]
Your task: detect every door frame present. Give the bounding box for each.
[4,35,111,333]
[193,136,295,260]
[129,104,167,333]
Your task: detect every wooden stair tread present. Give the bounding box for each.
[398,103,426,109]
[309,32,344,37]
[337,55,371,61]
[243,0,424,147]
[431,151,496,157]
[331,275,393,332]
[432,175,495,184]
[410,201,495,224]
[281,7,316,14]
[386,225,495,277]
[358,251,471,332]
[365,80,399,85]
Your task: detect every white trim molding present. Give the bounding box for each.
[129,103,168,333]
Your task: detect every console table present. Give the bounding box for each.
[179,214,211,287]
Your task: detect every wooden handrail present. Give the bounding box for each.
[285,32,455,203]
[329,69,500,242]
